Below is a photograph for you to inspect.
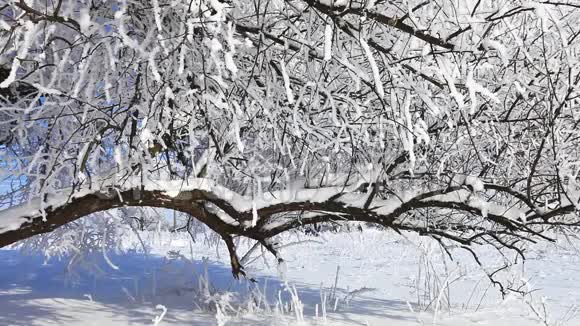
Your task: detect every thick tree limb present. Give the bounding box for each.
[0,188,241,247]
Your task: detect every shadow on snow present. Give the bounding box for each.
[0,249,417,325]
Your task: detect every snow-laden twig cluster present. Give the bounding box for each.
[1,0,580,290]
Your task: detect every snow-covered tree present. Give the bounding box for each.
[2,0,580,287]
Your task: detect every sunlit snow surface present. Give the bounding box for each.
[1,230,579,325]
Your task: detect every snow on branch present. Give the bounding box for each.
[2,0,580,279]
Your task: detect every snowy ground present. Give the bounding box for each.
[1,229,579,325]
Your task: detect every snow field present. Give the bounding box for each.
[1,229,579,325]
